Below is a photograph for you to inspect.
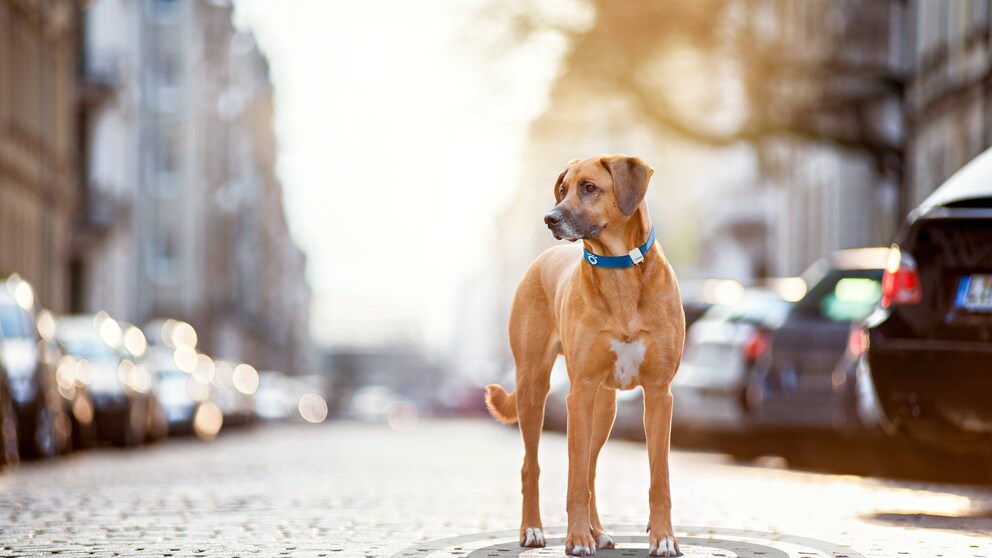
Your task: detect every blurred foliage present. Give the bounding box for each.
[485,0,903,172]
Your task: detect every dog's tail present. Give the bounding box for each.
[484,384,517,424]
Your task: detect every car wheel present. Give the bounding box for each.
[69,396,97,450]
[121,400,147,447]
[31,403,58,459]
[146,397,168,442]
[0,383,20,468]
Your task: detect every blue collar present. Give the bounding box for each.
[582,227,656,268]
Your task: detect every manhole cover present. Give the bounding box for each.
[392,525,865,558]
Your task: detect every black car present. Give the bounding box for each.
[55,314,154,447]
[865,146,992,454]
[0,277,73,459]
[0,359,19,467]
[747,248,889,433]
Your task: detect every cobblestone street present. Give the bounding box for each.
[1,420,991,557]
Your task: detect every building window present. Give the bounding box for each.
[970,0,989,30]
[147,228,178,285]
[149,0,180,21]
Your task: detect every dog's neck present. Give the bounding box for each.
[578,204,658,323]
[581,205,653,258]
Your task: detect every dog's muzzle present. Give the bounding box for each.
[545,209,600,241]
[544,209,574,241]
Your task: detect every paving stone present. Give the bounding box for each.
[0,420,989,557]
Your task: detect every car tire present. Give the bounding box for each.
[70,400,98,450]
[20,401,59,459]
[120,400,147,447]
[0,383,20,468]
[146,397,168,442]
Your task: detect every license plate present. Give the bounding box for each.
[955,274,992,312]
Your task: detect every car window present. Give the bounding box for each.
[61,339,119,362]
[702,293,791,327]
[0,304,32,338]
[794,269,883,322]
[819,277,883,322]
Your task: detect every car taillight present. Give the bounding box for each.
[881,246,921,307]
[742,329,768,362]
[847,326,867,356]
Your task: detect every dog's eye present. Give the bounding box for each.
[583,183,598,194]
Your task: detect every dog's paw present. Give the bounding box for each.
[594,530,615,550]
[648,535,680,557]
[565,531,597,556]
[519,527,545,548]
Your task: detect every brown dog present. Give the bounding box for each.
[485,154,685,556]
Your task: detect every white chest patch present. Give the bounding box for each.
[609,339,646,388]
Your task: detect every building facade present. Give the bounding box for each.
[905,0,992,212]
[759,0,992,274]
[77,0,314,374]
[0,0,78,312]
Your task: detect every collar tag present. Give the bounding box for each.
[628,247,644,265]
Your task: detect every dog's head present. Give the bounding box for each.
[544,154,654,241]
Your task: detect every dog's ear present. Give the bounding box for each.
[553,159,581,204]
[554,170,566,204]
[601,155,653,216]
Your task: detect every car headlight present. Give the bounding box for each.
[9,375,37,403]
[2,341,37,379]
[88,363,125,395]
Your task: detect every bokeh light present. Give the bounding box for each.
[160,319,179,348]
[171,321,198,349]
[36,309,56,341]
[387,402,419,433]
[96,313,123,348]
[123,326,148,358]
[193,354,216,384]
[298,393,328,424]
[213,360,235,388]
[173,346,198,374]
[12,279,33,310]
[193,401,224,440]
[232,363,259,395]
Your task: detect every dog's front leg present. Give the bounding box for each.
[643,384,680,557]
[565,381,599,556]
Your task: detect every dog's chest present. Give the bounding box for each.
[609,339,646,389]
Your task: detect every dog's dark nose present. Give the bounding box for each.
[544,211,562,226]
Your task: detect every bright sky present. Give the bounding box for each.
[233,0,584,349]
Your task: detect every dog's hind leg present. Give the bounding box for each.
[588,386,617,549]
[506,284,558,548]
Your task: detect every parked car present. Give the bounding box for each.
[55,314,153,446]
[0,277,72,458]
[672,288,792,436]
[142,343,205,436]
[253,370,330,423]
[0,359,19,467]
[254,371,300,422]
[118,322,168,442]
[865,146,992,454]
[40,309,99,450]
[746,248,889,433]
[141,318,227,438]
[211,360,255,428]
[346,384,404,422]
[543,357,645,440]
[827,325,887,437]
